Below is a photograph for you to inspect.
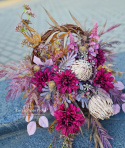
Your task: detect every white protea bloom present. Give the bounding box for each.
[88,88,114,120]
[71,59,92,81]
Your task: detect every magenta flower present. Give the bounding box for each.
[51,65,59,73]
[31,68,53,92]
[96,49,105,67]
[68,42,77,50]
[89,22,99,40]
[68,32,78,53]
[54,69,79,94]
[93,68,114,92]
[54,103,85,136]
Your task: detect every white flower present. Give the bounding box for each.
[71,59,92,81]
[88,88,114,120]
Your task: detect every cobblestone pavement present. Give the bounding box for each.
[0,0,125,65]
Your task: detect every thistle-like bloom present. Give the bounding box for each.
[54,69,78,94]
[93,68,114,92]
[54,103,85,136]
[31,68,52,92]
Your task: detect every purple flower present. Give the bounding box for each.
[31,68,53,92]
[89,41,99,50]
[96,49,105,67]
[93,68,114,92]
[54,69,79,94]
[109,83,125,115]
[68,33,78,53]
[88,41,99,58]
[54,103,85,136]
[76,94,89,108]
[88,47,96,57]
[68,42,77,50]
[89,22,99,41]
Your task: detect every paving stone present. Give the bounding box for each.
[0,56,9,64]
[1,50,12,57]
[0,0,125,65]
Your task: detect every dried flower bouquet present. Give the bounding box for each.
[0,5,125,148]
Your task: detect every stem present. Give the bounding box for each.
[74,101,85,118]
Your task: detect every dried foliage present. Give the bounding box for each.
[93,119,113,148]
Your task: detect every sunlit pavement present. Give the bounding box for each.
[0,0,125,65]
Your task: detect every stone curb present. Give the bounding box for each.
[0,119,27,137]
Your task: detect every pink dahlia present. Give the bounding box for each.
[31,68,52,92]
[54,103,85,136]
[93,68,114,92]
[54,69,79,94]
[96,49,105,67]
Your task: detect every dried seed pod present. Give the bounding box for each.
[33,65,40,71]
[88,88,114,120]
[48,81,55,92]
[79,46,87,53]
[71,59,92,81]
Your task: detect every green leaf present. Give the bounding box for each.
[62,145,68,148]
[24,8,26,13]
[28,15,31,20]
[51,125,55,129]
[25,29,28,33]
[48,144,52,148]
[20,27,25,32]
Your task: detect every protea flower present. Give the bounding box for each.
[88,88,114,120]
[71,59,92,81]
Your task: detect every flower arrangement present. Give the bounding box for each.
[0,5,125,148]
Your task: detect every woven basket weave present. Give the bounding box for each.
[32,23,90,63]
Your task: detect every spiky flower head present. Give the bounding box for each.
[54,103,85,136]
[96,49,105,67]
[31,68,53,92]
[71,59,92,81]
[54,69,78,94]
[89,22,99,40]
[93,68,114,92]
[88,88,114,120]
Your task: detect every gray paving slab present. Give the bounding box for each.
[0,0,125,65]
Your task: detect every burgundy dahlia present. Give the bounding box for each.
[54,103,85,136]
[96,49,105,67]
[93,68,114,92]
[31,68,52,92]
[54,69,79,94]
